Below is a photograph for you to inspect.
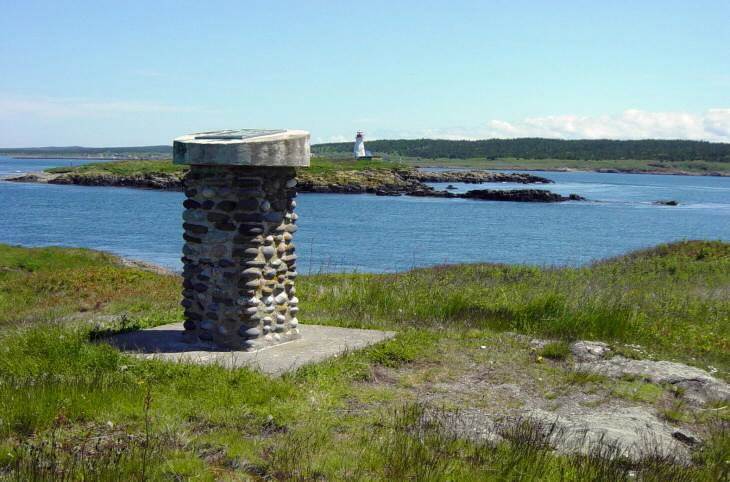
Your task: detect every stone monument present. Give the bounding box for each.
[173,129,310,350]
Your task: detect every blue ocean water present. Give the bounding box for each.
[1,156,729,272]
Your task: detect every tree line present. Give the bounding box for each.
[312,138,730,162]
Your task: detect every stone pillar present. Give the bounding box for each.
[173,129,310,350]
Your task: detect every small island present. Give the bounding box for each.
[6,157,586,203]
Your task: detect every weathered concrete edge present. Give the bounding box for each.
[104,323,396,376]
[173,130,311,167]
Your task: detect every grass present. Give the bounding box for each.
[385,156,730,175]
[0,245,179,327]
[538,341,571,360]
[301,240,730,369]
[46,159,186,176]
[44,157,402,176]
[0,240,728,479]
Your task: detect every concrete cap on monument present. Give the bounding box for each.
[173,129,310,167]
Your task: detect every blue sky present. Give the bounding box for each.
[1,0,728,146]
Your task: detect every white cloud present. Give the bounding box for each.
[371,109,730,143]
[703,109,730,139]
[483,109,730,142]
[0,95,199,119]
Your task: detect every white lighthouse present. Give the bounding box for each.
[353,131,370,158]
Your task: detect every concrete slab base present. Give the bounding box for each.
[104,323,395,376]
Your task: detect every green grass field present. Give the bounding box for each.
[0,241,728,479]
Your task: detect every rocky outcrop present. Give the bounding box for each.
[4,172,56,183]
[440,405,700,462]
[406,170,553,184]
[49,172,183,190]
[462,189,585,203]
[429,337,724,463]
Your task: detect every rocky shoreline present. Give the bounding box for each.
[5,168,586,203]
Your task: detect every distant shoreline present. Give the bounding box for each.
[446,166,730,178]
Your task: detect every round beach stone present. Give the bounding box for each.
[207,212,229,223]
[210,244,227,258]
[201,187,216,198]
[264,212,284,223]
[206,231,231,243]
[183,210,206,223]
[239,326,260,338]
[216,200,237,212]
[237,198,259,211]
[242,339,256,350]
[242,267,262,278]
[274,293,288,304]
[183,199,201,209]
[182,244,200,256]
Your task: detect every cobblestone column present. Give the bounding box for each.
[173,129,309,350]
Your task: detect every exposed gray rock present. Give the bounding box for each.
[433,404,698,462]
[579,357,730,405]
[526,406,697,461]
[571,341,730,405]
[571,341,612,362]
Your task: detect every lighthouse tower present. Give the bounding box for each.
[353,131,367,158]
